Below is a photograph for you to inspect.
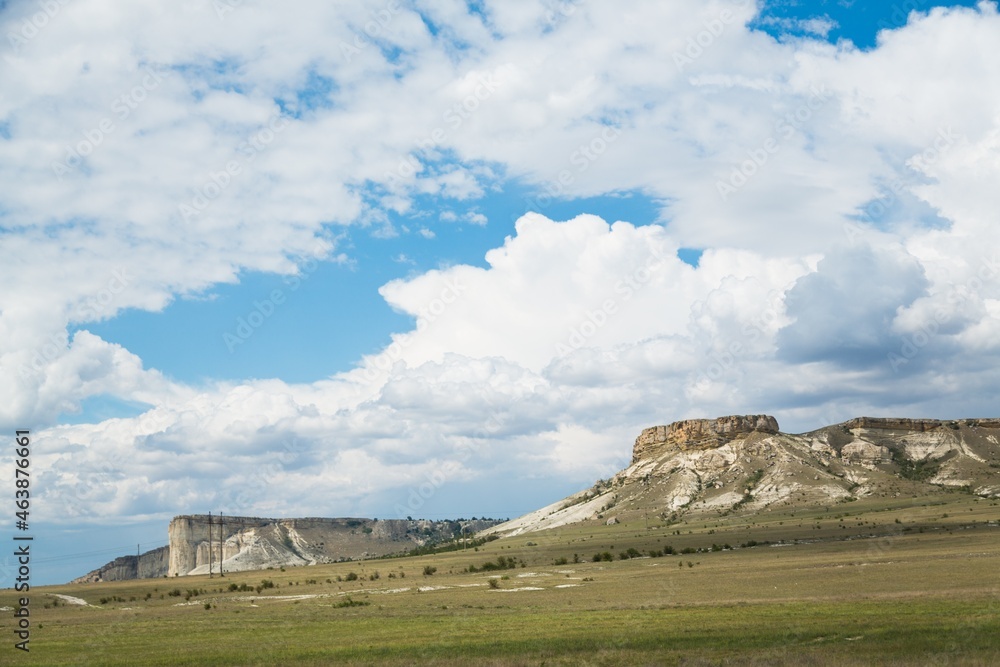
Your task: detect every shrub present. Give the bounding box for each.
[465,556,519,573]
[423,566,437,576]
[488,579,500,589]
[334,597,370,608]
[345,572,359,581]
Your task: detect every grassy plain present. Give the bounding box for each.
[4,491,1000,665]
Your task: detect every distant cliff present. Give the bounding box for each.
[167,515,500,576]
[72,546,170,583]
[74,516,501,582]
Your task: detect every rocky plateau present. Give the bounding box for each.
[487,415,1000,537]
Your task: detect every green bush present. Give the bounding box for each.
[334,597,370,608]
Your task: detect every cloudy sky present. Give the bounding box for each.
[2,0,998,584]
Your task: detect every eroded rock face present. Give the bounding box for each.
[168,515,273,577]
[632,415,779,464]
[841,440,891,465]
[167,515,502,576]
[845,417,943,432]
[72,546,170,583]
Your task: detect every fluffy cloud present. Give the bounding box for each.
[2,1,1000,529]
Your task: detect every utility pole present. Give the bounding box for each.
[208,512,213,579]
[219,512,224,577]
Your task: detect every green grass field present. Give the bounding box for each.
[5,492,1000,665]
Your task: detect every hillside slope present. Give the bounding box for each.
[487,415,1000,537]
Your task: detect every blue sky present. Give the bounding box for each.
[753,0,981,46]
[1,0,999,586]
[78,183,663,389]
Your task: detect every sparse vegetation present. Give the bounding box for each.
[892,449,941,481]
[7,484,1000,665]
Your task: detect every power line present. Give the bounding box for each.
[33,541,169,565]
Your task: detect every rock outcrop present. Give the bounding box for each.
[72,546,170,583]
[167,515,271,577]
[488,415,1000,538]
[843,417,943,432]
[75,515,502,582]
[632,415,779,464]
[166,515,500,576]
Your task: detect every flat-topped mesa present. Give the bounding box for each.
[842,417,1000,431]
[632,415,779,464]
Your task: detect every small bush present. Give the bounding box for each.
[488,579,500,589]
[345,572,359,581]
[334,597,370,608]
[465,556,519,573]
[423,566,437,576]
